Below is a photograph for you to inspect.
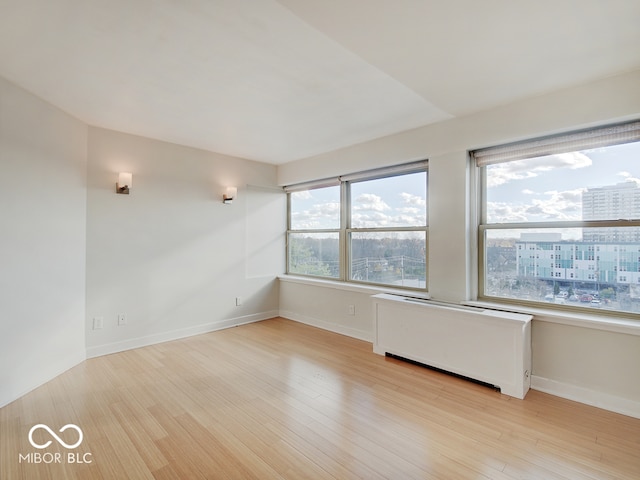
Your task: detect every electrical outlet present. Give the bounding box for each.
[93,317,103,330]
[117,314,127,326]
[236,297,243,306]
[347,304,355,315]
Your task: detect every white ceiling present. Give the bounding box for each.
[1,0,639,164]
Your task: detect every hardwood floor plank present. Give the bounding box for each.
[108,401,169,472]
[210,405,335,479]
[2,317,639,479]
[150,405,224,479]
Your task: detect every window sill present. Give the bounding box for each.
[278,274,430,300]
[464,300,640,336]
[278,275,640,336]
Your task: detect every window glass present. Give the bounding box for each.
[286,164,428,289]
[290,186,340,230]
[350,172,427,228]
[288,232,339,278]
[486,142,640,224]
[480,128,640,315]
[350,231,426,288]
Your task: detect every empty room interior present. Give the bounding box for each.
[1,1,640,479]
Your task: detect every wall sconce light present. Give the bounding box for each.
[223,187,237,204]
[116,172,132,194]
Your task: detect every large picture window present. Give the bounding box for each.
[474,121,640,315]
[286,162,428,290]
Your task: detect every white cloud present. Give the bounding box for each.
[353,193,391,212]
[397,206,420,215]
[487,202,530,223]
[351,211,391,228]
[487,152,592,188]
[351,191,427,227]
[313,202,340,216]
[399,192,426,207]
[352,210,426,228]
[291,201,340,228]
[392,213,426,226]
[617,171,640,186]
[488,187,586,222]
[528,188,585,220]
[291,190,313,200]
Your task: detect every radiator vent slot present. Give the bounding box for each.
[385,352,501,392]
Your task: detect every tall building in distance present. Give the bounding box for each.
[582,181,640,242]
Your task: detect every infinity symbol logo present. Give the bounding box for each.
[28,424,83,449]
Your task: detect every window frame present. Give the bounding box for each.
[474,120,640,318]
[285,161,428,291]
[286,183,342,279]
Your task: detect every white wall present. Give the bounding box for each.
[0,79,286,406]
[0,77,87,407]
[85,128,285,357]
[279,278,380,341]
[277,69,640,417]
[279,70,640,186]
[532,319,640,417]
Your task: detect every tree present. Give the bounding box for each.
[289,238,332,276]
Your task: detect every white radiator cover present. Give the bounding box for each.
[373,294,533,399]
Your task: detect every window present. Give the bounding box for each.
[474,120,640,315]
[288,184,340,278]
[286,162,428,290]
[349,172,427,288]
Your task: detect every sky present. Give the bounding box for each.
[486,141,640,224]
[290,171,427,230]
[289,140,640,233]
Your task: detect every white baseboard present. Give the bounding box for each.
[531,375,640,419]
[86,311,278,358]
[279,310,373,342]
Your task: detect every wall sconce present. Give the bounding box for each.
[116,172,132,194]
[223,187,237,204]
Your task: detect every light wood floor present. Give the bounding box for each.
[1,318,639,479]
